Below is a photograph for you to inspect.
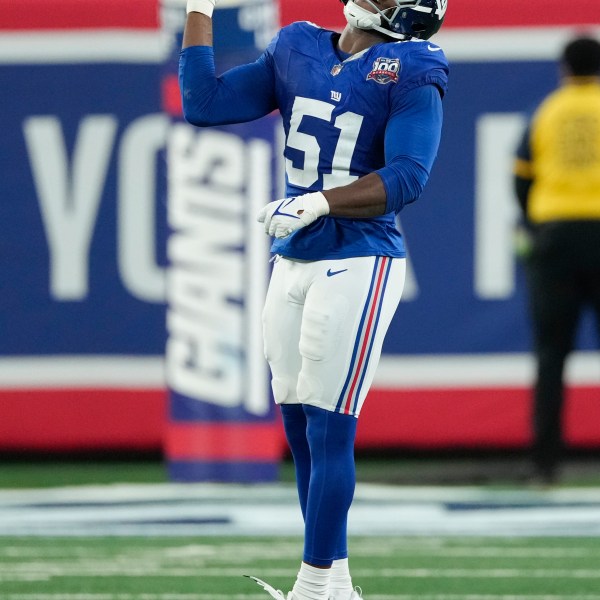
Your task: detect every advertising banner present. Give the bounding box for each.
[162,0,283,481]
[1,0,598,455]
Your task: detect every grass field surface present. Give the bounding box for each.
[2,536,600,599]
[1,458,600,599]
[1,454,599,489]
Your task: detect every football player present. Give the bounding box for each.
[179,0,449,598]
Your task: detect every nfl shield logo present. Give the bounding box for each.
[331,64,343,76]
[366,57,400,85]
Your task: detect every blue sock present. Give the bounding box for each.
[280,404,310,520]
[302,404,357,567]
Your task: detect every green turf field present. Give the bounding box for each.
[1,535,600,598]
[1,457,600,599]
[1,454,599,489]
[0,460,168,489]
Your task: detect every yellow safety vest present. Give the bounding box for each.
[515,78,600,223]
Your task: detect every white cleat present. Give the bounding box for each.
[245,575,295,600]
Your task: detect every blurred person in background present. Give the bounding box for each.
[513,35,600,485]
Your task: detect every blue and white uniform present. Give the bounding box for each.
[181,10,449,580]
[180,21,448,415]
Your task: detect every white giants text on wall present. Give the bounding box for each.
[167,124,271,415]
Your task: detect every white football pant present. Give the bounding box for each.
[262,255,405,417]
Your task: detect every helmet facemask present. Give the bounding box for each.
[342,0,447,41]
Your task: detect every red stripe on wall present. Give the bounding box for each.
[0,386,598,451]
[3,1,597,32]
[442,0,600,28]
[0,0,159,30]
[165,421,286,460]
[0,389,167,451]
[357,387,600,449]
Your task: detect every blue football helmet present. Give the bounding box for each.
[341,0,447,40]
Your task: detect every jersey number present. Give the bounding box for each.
[286,96,364,189]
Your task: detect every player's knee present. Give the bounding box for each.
[297,371,324,405]
[271,377,291,404]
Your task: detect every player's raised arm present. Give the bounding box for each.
[182,0,215,48]
[178,0,276,126]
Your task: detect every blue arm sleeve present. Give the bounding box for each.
[179,46,277,126]
[375,84,443,214]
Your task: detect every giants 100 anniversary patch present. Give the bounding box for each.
[367,57,400,85]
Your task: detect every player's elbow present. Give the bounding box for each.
[380,159,430,213]
[182,111,211,128]
[181,100,212,127]
[388,181,425,213]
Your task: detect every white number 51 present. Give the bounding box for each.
[285,96,364,189]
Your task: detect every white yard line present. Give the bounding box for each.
[2,542,597,559]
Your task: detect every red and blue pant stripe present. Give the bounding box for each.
[336,256,392,416]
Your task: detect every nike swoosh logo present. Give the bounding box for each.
[327,268,348,277]
[273,198,300,219]
[428,45,442,52]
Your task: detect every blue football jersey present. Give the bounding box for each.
[264,21,449,261]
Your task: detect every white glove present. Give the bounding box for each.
[257,192,330,239]
[187,0,216,17]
